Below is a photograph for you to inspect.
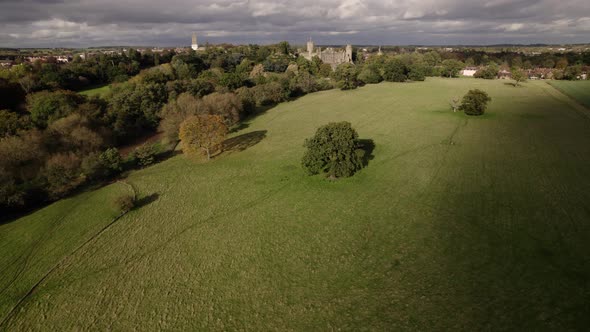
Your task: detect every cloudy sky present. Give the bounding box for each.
[1,0,589,47]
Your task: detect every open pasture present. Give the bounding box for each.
[2,78,590,330]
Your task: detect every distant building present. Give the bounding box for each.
[498,69,512,79]
[461,67,479,77]
[0,59,14,68]
[191,33,199,51]
[301,37,353,68]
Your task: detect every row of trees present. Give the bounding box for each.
[0,42,500,213]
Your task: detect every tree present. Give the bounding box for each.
[199,92,244,126]
[441,59,464,78]
[301,122,365,179]
[179,114,228,160]
[511,68,527,86]
[382,58,407,82]
[333,63,358,90]
[450,97,460,112]
[159,93,200,142]
[474,63,499,80]
[42,152,85,199]
[556,58,569,70]
[108,82,167,141]
[0,110,28,137]
[26,90,85,128]
[407,63,426,81]
[98,148,123,176]
[459,89,492,116]
[357,63,382,84]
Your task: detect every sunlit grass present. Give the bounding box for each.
[2,78,590,330]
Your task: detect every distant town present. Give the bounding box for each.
[1,35,589,80]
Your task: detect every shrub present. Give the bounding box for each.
[114,193,135,214]
[302,122,365,179]
[132,143,159,167]
[357,64,382,84]
[459,89,492,116]
[43,152,85,199]
[99,148,123,175]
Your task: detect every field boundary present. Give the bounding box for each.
[542,82,590,120]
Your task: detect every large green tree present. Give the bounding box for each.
[459,89,492,116]
[301,122,366,179]
[441,59,464,78]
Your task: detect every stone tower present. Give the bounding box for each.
[345,44,353,63]
[191,33,198,51]
[307,37,314,56]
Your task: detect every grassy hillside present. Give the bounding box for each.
[79,84,110,97]
[2,78,590,330]
[549,80,590,108]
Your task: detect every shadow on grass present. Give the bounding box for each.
[358,138,376,167]
[223,130,268,153]
[229,122,250,133]
[135,193,160,209]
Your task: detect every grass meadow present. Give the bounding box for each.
[2,78,590,330]
[549,80,590,108]
[79,84,111,97]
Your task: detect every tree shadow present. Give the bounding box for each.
[135,193,160,209]
[229,122,250,134]
[223,130,267,153]
[357,138,376,167]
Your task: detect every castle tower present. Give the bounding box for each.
[345,44,353,63]
[307,37,314,56]
[191,33,199,51]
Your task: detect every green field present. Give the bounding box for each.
[79,84,111,97]
[2,78,590,330]
[549,80,590,108]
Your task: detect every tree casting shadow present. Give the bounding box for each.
[223,130,268,153]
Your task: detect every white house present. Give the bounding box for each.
[461,67,478,77]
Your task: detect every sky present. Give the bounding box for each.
[1,0,589,48]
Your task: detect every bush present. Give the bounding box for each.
[357,64,382,84]
[302,122,365,179]
[99,148,123,175]
[132,143,159,167]
[459,89,492,116]
[43,152,85,199]
[114,193,135,213]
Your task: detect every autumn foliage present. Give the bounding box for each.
[179,115,228,160]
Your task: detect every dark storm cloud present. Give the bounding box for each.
[0,0,589,47]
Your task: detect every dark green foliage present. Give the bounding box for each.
[131,143,159,167]
[441,59,464,78]
[459,89,492,116]
[474,63,499,79]
[382,59,407,82]
[99,148,123,176]
[114,193,136,214]
[407,64,426,81]
[302,122,365,178]
[357,63,383,84]
[0,109,29,137]
[334,63,359,90]
[26,90,85,128]
[42,152,85,199]
[108,82,167,141]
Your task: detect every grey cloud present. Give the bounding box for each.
[0,0,589,47]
